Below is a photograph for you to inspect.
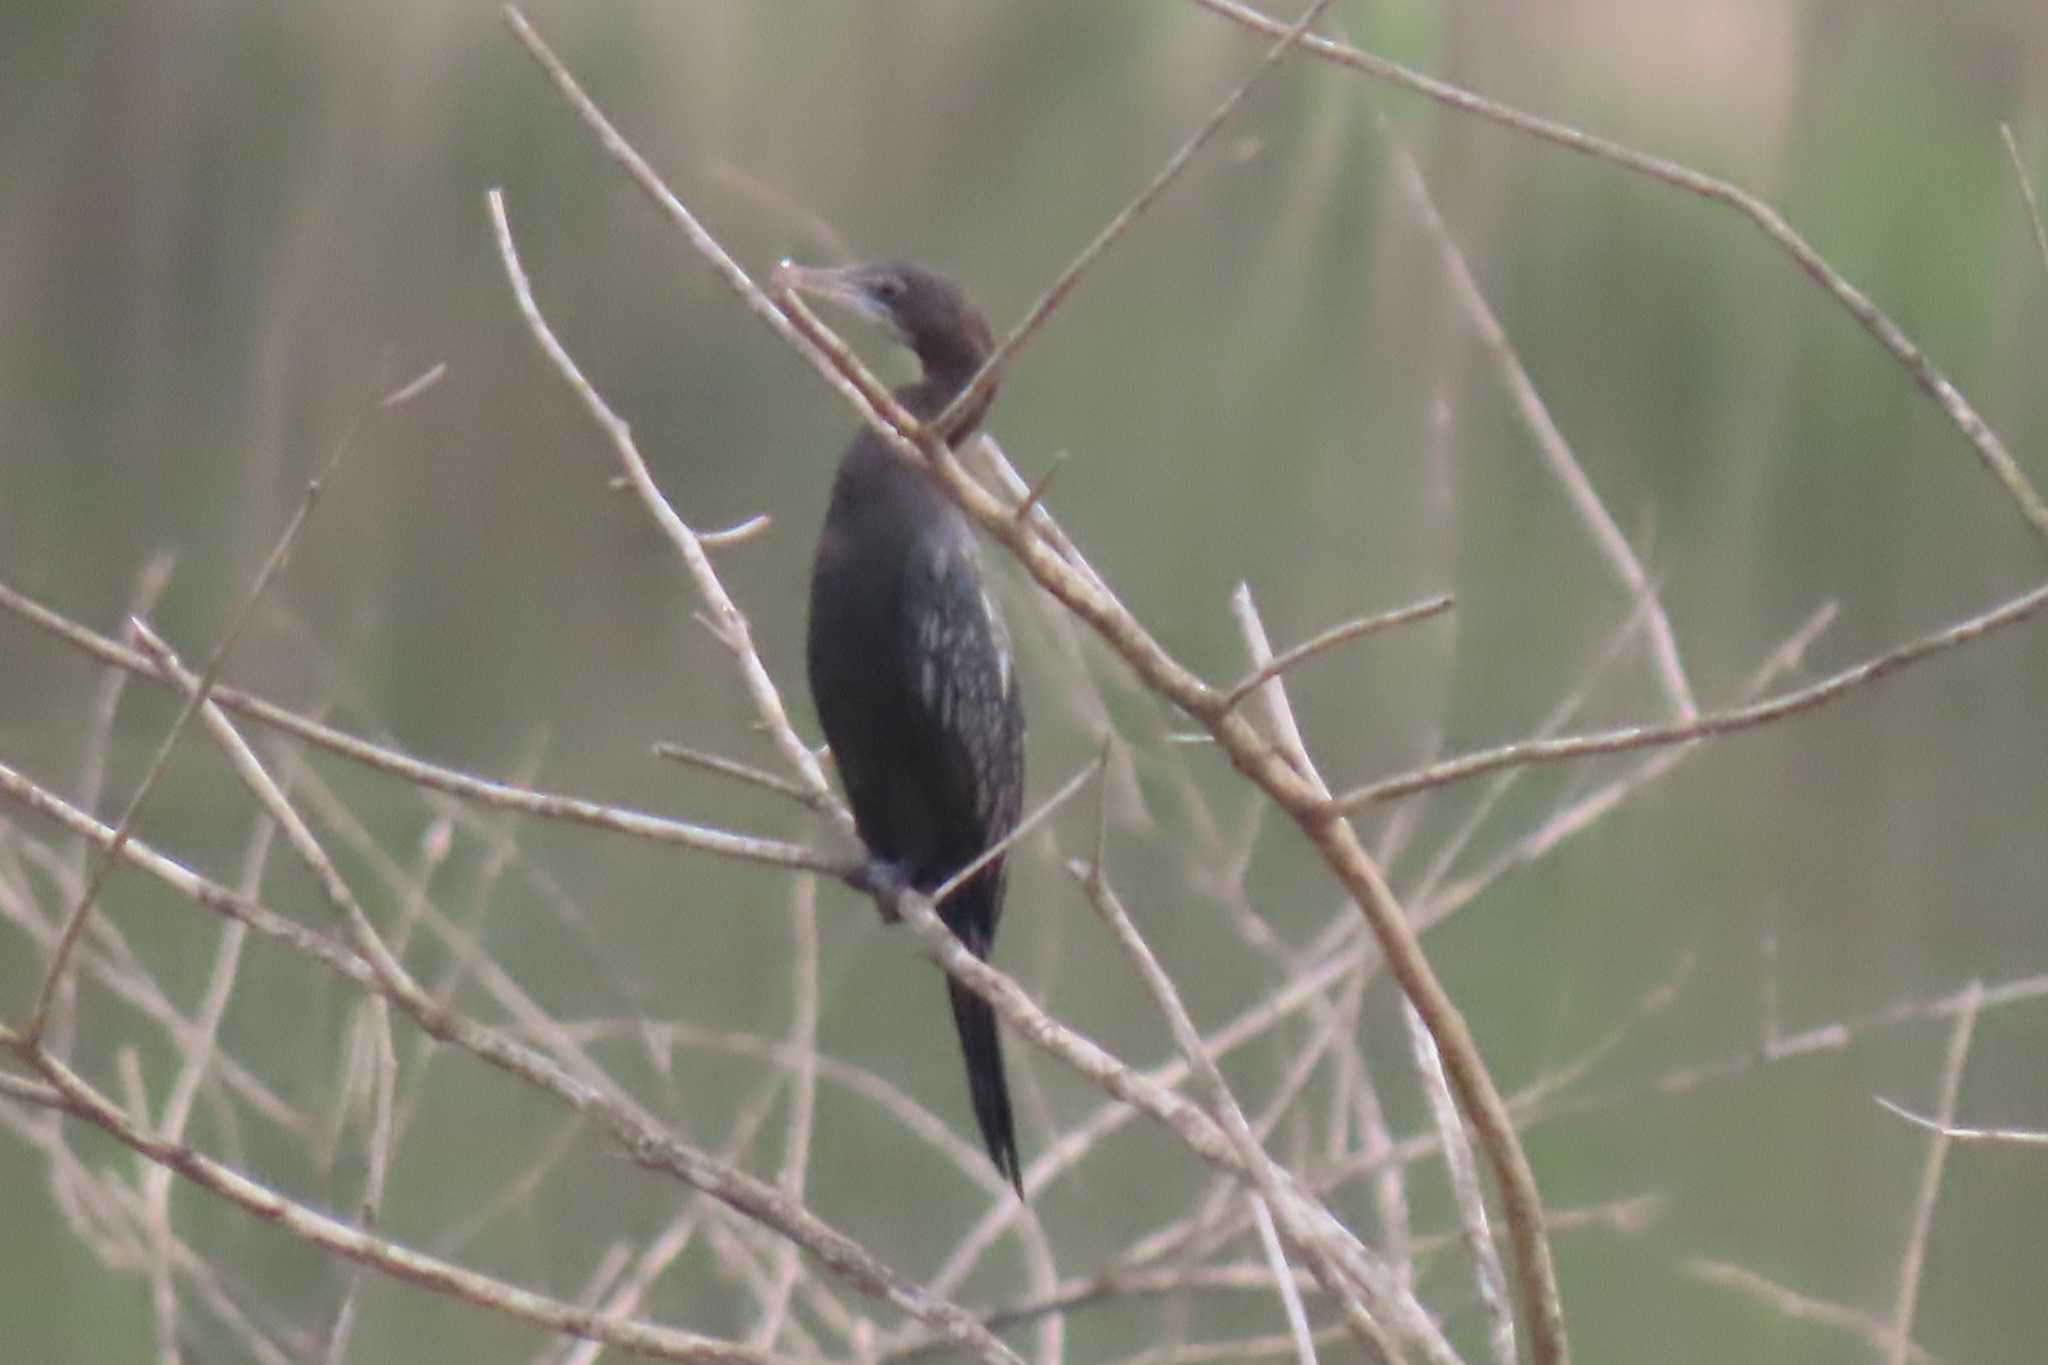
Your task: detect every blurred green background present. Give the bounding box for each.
[3,1,2047,1360]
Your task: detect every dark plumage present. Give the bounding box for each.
[783,259,1027,1194]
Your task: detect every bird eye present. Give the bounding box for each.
[875,276,906,300]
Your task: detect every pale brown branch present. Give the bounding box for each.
[0,574,837,877]
[1415,601,1835,932]
[140,816,268,1365]
[127,625,1025,1365]
[919,911,1369,1314]
[1885,982,1980,1365]
[1219,593,1454,713]
[931,0,1340,440]
[1192,0,2048,548]
[8,1045,810,1365]
[928,747,1108,910]
[69,551,177,885]
[323,994,398,1364]
[556,1063,844,1365]
[0,1091,297,1365]
[751,875,820,1353]
[377,361,448,409]
[1686,1261,1950,1365]
[0,824,307,1137]
[1337,580,2048,811]
[487,185,852,844]
[652,743,825,811]
[1225,586,1557,1361]
[1010,451,1068,528]
[1066,862,1418,1363]
[1401,1003,1513,1365]
[25,427,354,1044]
[1875,1097,2048,1148]
[699,513,774,549]
[1405,584,1666,912]
[1376,114,1694,722]
[2000,124,2048,281]
[1249,1195,1320,1365]
[704,159,854,263]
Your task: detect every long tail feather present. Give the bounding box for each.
[945,976,1020,1195]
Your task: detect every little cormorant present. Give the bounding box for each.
[782,259,1027,1193]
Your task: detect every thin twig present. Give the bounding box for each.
[700,513,773,549]
[1416,602,1837,930]
[1999,124,2048,281]
[323,995,397,1365]
[1220,593,1454,712]
[24,420,361,1044]
[128,624,1024,1365]
[1376,114,1694,722]
[1192,0,2048,548]
[1064,862,1424,1364]
[378,362,449,409]
[1336,579,2048,811]
[927,748,1109,910]
[930,0,1340,440]
[1686,1261,1950,1365]
[6,1046,810,1365]
[1405,584,1665,913]
[1011,452,1068,527]
[69,551,177,884]
[0,574,837,877]
[751,874,820,1352]
[1250,1195,1319,1365]
[138,815,269,1365]
[1401,1003,1514,1365]
[487,185,852,844]
[652,743,824,810]
[1875,1098,2048,1148]
[1885,982,1980,1365]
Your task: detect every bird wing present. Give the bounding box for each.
[899,530,1026,927]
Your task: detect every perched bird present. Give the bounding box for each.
[781,259,1028,1193]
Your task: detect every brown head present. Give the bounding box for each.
[778,259,995,430]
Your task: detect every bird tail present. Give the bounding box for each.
[945,975,1021,1196]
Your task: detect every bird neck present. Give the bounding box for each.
[908,351,994,444]
[910,309,995,442]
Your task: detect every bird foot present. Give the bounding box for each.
[846,858,913,923]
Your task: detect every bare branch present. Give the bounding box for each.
[7,1046,811,1365]
[377,361,448,409]
[699,513,774,549]
[1337,580,2048,811]
[652,743,826,811]
[25,427,355,1044]
[1010,451,1068,528]
[1064,862,1419,1363]
[486,186,851,843]
[751,875,820,1352]
[1401,1004,1514,1365]
[1376,114,1694,722]
[0,575,835,876]
[1190,0,2048,547]
[2000,124,2048,280]
[1885,982,1981,1365]
[1875,1098,2048,1148]
[1219,593,1454,713]
[124,626,1027,1365]
[928,748,1108,910]
[1686,1261,1950,1365]
[931,0,1340,440]
[1250,1195,1320,1365]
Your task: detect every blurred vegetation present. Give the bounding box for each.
[2,1,2046,1361]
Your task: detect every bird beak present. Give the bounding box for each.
[775,260,899,334]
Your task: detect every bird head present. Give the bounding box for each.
[777,259,993,399]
